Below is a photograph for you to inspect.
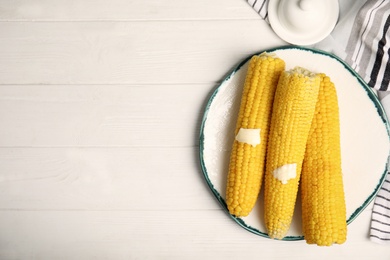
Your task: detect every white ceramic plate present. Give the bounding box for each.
[199,46,390,240]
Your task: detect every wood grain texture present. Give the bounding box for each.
[0,0,260,21]
[0,210,388,260]
[0,21,284,84]
[0,147,218,210]
[0,84,212,147]
[0,0,388,258]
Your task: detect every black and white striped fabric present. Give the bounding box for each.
[246,0,390,244]
[372,90,390,244]
[246,0,389,91]
[370,177,390,243]
[246,0,269,19]
[345,0,390,91]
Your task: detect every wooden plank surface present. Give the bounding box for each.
[0,21,284,84]
[0,0,388,258]
[0,84,212,147]
[0,0,260,21]
[0,210,388,260]
[0,147,217,210]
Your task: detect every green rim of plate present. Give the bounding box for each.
[198,45,390,241]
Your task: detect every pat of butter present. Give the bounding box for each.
[273,163,297,184]
[235,128,261,147]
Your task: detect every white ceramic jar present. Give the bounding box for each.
[268,0,339,45]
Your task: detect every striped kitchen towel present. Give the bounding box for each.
[246,0,269,19]
[372,91,390,244]
[352,0,390,244]
[370,178,390,244]
[246,0,389,91]
[246,0,390,244]
[344,0,390,91]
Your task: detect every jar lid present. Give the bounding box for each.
[268,0,339,45]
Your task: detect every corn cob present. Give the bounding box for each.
[301,74,347,246]
[226,52,285,217]
[264,67,320,239]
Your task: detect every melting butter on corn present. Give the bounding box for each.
[235,128,261,147]
[272,163,297,184]
[225,53,286,217]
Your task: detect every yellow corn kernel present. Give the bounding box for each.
[301,74,347,246]
[226,52,285,217]
[264,67,321,239]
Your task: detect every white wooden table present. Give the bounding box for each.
[0,0,389,259]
